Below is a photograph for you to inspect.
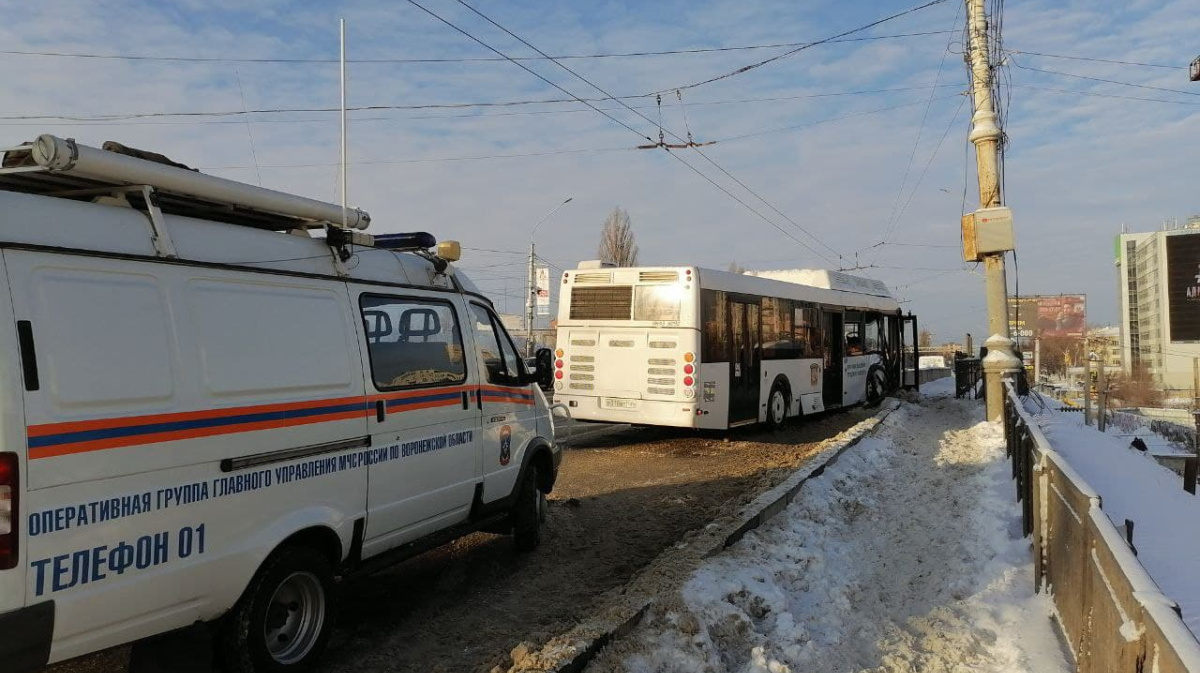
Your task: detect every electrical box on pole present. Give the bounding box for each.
[961,206,1015,262]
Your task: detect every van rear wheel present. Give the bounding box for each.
[217,546,336,673]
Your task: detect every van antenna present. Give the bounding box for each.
[339,17,348,232]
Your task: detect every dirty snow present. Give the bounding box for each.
[601,394,1068,673]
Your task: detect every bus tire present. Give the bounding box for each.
[512,464,545,553]
[217,545,336,673]
[865,366,888,407]
[767,379,789,430]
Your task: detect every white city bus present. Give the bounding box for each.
[553,264,915,429]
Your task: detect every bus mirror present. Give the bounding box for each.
[534,347,554,389]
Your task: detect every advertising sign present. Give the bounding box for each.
[1166,234,1200,342]
[1007,295,1087,340]
[536,267,551,316]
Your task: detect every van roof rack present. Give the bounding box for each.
[0,134,371,233]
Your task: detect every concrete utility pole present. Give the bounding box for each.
[1084,346,1093,426]
[526,197,573,356]
[965,0,1019,421]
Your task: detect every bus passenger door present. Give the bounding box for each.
[823,312,844,408]
[729,299,760,424]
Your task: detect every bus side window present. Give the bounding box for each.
[794,306,823,359]
[761,297,796,359]
[701,289,730,363]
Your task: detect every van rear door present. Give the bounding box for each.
[0,251,27,618]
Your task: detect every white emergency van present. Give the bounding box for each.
[0,135,561,672]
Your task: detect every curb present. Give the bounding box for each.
[504,399,902,673]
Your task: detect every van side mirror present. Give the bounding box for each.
[534,348,554,390]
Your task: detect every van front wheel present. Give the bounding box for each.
[217,546,336,673]
[512,464,545,552]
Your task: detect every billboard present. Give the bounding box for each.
[1008,295,1087,340]
[1166,234,1200,342]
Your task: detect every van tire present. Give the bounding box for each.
[512,464,545,553]
[217,546,336,673]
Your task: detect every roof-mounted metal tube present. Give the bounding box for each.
[29,134,370,230]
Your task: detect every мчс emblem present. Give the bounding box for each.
[499,425,512,466]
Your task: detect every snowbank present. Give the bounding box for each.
[600,397,1067,673]
[1024,399,1200,637]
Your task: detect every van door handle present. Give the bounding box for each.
[461,391,469,410]
[17,320,39,391]
[375,400,386,422]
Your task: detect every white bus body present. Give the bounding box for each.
[0,136,560,673]
[554,265,910,429]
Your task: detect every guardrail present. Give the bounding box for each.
[1003,381,1200,673]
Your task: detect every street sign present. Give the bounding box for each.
[536,267,550,315]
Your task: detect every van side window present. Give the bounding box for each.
[359,295,466,390]
[469,304,523,386]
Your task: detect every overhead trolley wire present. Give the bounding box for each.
[648,0,949,96]
[448,0,844,264]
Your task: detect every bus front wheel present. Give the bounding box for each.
[865,367,888,407]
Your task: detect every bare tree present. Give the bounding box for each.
[727,261,746,274]
[918,328,933,348]
[598,207,639,267]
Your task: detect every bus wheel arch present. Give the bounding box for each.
[767,376,791,429]
[865,365,888,406]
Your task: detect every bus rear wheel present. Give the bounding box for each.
[767,383,789,430]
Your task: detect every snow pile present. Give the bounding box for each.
[1027,401,1200,637]
[606,397,1067,673]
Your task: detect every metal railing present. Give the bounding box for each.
[954,353,982,399]
[1003,381,1200,672]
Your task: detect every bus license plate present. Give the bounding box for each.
[604,398,638,409]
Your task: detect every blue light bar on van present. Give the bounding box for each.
[372,232,437,251]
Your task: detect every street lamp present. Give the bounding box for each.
[527,197,573,356]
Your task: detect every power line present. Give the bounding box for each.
[446,0,843,264]
[0,30,959,65]
[1009,83,1200,106]
[0,83,964,126]
[873,3,962,262]
[199,96,958,171]
[1003,49,1186,71]
[872,95,968,254]
[201,146,634,170]
[1011,61,1200,98]
[651,0,950,95]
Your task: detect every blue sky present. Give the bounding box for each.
[1,0,1197,343]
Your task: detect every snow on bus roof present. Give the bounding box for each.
[744,268,893,299]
